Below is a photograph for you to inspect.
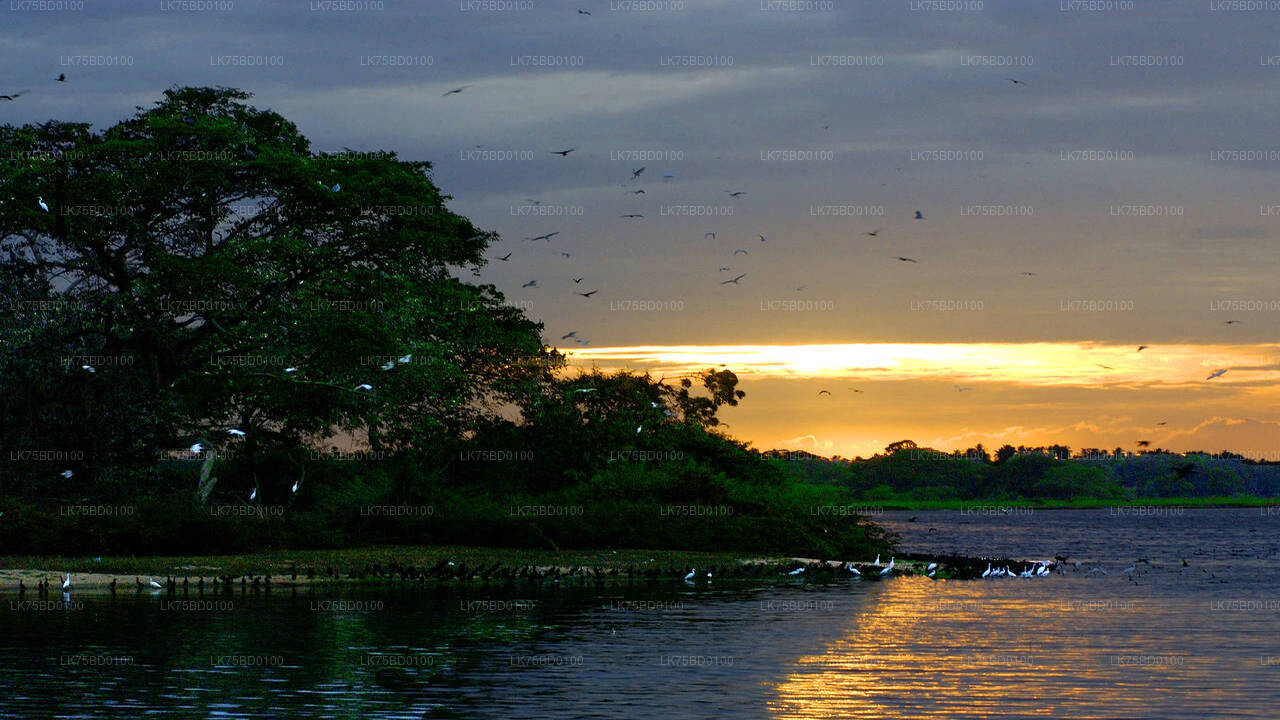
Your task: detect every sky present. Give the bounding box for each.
[4,0,1279,458]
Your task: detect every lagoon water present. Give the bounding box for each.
[2,508,1278,718]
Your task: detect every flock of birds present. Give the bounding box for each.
[4,60,1244,469]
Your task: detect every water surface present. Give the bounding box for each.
[2,508,1277,718]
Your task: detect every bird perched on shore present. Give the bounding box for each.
[879,558,895,576]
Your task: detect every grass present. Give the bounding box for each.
[0,545,786,578]
[853,495,1280,511]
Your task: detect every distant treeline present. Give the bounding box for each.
[766,441,1280,501]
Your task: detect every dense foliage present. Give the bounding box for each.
[769,443,1280,502]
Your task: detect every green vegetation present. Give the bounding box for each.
[0,546,777,579]
[769,441,1280,505]
[0,87,887,561]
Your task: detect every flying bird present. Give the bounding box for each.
[573,277,583,283]
[721,273,747,285]
[1223,320,1240,325]
[864,229,881,236]
[1097,364,1114,370]
[726,191,746,197]
[559,252,572,258]
[527,231,560,242]
[896,256,918,263]
[1137,345,1149,352]
[227,429,246,437]
[441,85,471,97]
[954,385,971,392]
[1155,421,1167,426]
[913,210,924,219]
[1021,271,1037,276]
[1006,77,1023,84]
[0,90,29,101]
[398,354,412,364]
[849,388,863,393]
[575,290,598,298]
[497,252,511,261]
[818,390,831,396]
[733,249,748,256]
[1136,440,1151,447]
[522,280,538,288]
[1206,369,1227,380]
[705,232,716,239]
[629,189,645,194]
[631,166,645,179]
[620,214,644,218]
[578,8,591,13]
[354,383,373,391]
[561,331,578,340]
[551,147,577,157]
[56,73,66,82]
[758,234,767,243]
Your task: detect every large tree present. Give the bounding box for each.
[0,86,556,495]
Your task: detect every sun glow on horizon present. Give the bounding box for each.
[564,342,1280,388]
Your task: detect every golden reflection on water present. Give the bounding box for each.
[766,577,1250,719]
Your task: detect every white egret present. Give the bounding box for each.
[847,564,860,576]
[926,562,938,573]
[879,558,895,576]
[149,577,163,589]
[291,479,299,494]
[284,367,298,374]
[38,196,49,212]
[62,573,71,592]
[684,569,695,582]
[354,383,373,391]
[227,429,245,437]
[380,360,395,371]
[873,554,881,566]
[81,365,95,373]
[982,563,992,578]
[787,567,805,575]
[249,487,257,501]
[60,470,74,479]
[398,354,412,364]
[190,442,203,454]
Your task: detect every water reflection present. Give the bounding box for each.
[2,509,1278,718]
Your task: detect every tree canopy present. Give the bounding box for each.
[0,86,555,493]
